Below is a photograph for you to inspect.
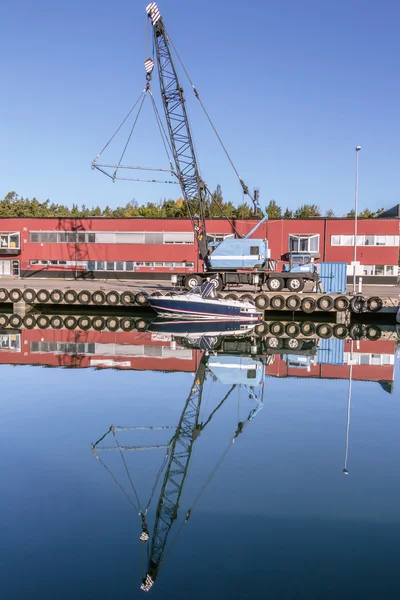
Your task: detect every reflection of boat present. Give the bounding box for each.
[147,282,262,321]
[148,316,257,338]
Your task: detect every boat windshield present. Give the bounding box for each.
[187,281,218,299]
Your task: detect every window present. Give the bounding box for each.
[0,232,20,249]
[206,233,234,243]
[88,261,95,271]
[106,262,115,271]
[97,261,105,270]
[164,232,194,244]
[289,234,319,253]
[362,265,374,276]
[385,265,395,275]
[331,234,400,246]
[116,261,124,271]
[145,233,164,244]
[250,246,259,255]
[125,262,134,271]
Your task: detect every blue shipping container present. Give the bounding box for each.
[317,262,347,294]
[316,338,344,366]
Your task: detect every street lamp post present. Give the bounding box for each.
[352,146,361,294]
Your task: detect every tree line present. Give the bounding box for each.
[0,190,385,219]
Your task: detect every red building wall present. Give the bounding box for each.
[0,216,398,282]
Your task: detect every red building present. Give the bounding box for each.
[0,213,399,284]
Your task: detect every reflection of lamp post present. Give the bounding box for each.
[352,146,361,294]
[343,340,353,474]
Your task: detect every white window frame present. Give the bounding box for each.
[288,234,320,253]
[0,232,20,249]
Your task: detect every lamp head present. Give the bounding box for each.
[355,146,361,151]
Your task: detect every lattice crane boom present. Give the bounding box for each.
[141,354,208,592]
[146,2,209,264]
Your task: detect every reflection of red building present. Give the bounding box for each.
[0,215,398,283]
[0,329,395,388]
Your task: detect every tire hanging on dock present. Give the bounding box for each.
[334,296,350,311]
[36,289,50,303]
[78,290,91,305]
[50,289,63,303]
[301,297,316,314]
[9,289,22,303]
[366,297,383,313]
[106,291,120,306]
[0,288,9,302]
[120,291,136,306]
[22,289,36,303]
[23,315,36,329]
[317,296,334,311]
[270,295,285,311]
[64,290,78,304]
[0,314,9,327]
[50,316,64,330]
[9,314,22,328]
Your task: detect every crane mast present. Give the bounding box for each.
[146,2,209,264]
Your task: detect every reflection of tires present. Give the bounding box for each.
[92,291,106,305]
[136,318,147,331]
[135,292,148,306]
[350,296,367,314]
[286,295,301,311]
[333,324,348,339]
[64,316,78,330]
[64,290,78,304]
[23,315,36,329]
[37,315,50,329]
[78,290,91,305]
[301,297,316,314]
[120,317,135,332]
[287,277,304,292]
[106,291,120,306]
[0,288,9,302]
[9,289,22,303]
[225,293,238,301]
[255,294,270,309]
[92,316,105,331]
[255,322,269,336]
[9,314,22,328]
[367,297,383,313]
[78,316,91,331]
[266,336,283,349]
[317,296,334,311]
[365,325,381,340]
[50,289,63,303]
[106,317,119,332]
[270,295,285,310]
[23,289,36,303]
[0,314,9,327]
[316,323,333,339]
[184,274,202,290]
[285,322,300,337]
[267,277,284,292]
[300,321,316,336]
[50,316,64,330]
[270,321,284,336]
[120,291,136,306]
[349,323,365,340]
[36,289,50,303]
[334,296,350,311]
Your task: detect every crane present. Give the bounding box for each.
[92,3,318,293]
[91,334,265,592]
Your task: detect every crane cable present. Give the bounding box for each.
[92,89,147,164]
[166,29,255,203]
[113,91,147,180]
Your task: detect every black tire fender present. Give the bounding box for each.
[270,295,285,310]
[301,297,317,314]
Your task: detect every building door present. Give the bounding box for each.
[0,260,11,276]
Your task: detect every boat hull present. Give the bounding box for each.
[148,297,262,320]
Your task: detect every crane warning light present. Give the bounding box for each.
[146,2,161,24]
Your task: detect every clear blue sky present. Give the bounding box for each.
[1,0,399,215]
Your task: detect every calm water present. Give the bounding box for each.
[1,323,399,599]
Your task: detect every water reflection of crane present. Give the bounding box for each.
[91,337,265,592]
